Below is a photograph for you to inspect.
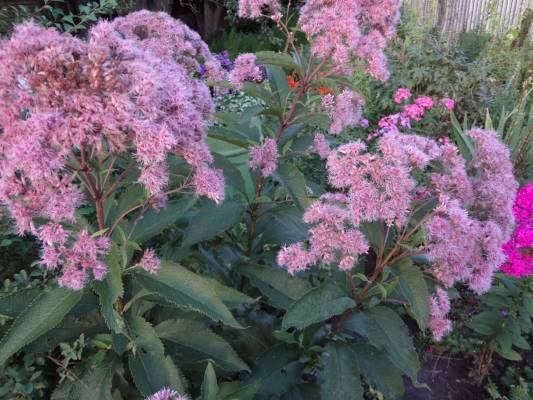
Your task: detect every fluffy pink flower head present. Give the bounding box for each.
[238,0,281,19]
[428,288,452,341]
[0,13,225,288]
[138,249,161,274]
[277,243,317,275]
[298,0,401,79]
[439,98,455,111]
[229,54,263,89]
[322,90,365,135]
[394,88,412,104]
[402,104,425,121]
[249,138,279,177]
[312,133,331,159]
[146,388,189,400]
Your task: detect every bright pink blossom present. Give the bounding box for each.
[249,138,278,177]
[394,88,412,104]
[439,98,455,111]
[428,288,452,341]
[501,183,533,277]
[414,96,434,110]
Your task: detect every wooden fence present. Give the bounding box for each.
[405,0,533,37]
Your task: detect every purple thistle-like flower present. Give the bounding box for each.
[145,388,189,400]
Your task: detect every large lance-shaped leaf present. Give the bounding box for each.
[0,287,43,317]
[272,164,311,212]
[156,319,249,372]
[127,316,185,396]
[182,200,244,247]
[255,51,303,75]
[256,206,308,246]
[0,286,82,365]
[130,197,196,244]
[351,342,404,399]
[134,262,242,329]
[94,244,126,336]
[343,306,420,381]
[321,342,362,400]
[239,264,311,309]
[282,282,355,330]
[391,259,429,330]
[201,361,218,400]
[51,354,119,400]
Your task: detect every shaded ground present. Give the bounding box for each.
[404,354,484,400]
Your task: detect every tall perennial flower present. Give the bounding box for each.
[0,11,225,289]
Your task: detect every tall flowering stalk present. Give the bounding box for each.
[0,11,224,289]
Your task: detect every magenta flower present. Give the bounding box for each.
[414,96,434,110]
[439,97,455,111]
[393,88,412,104]
[145,388,188,400]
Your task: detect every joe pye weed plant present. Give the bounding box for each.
[0,1,523,399]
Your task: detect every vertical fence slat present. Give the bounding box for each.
[406,0,531,38]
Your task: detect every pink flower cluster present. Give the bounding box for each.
[249,138,279,177]
[298,0,402,80]
[501,183,533,277]
[228,53,264,89]
[278,127,518,295]
[238,0,281,19]
[0,12,225,289]
[146,388,188,400]
[428,288,452,341]
[394,88,412,103]
[138,249,161,275]
[40,228,109,290]
[312,133,331,159]
[322,90,365,135]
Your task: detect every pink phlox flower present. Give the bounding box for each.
[414,96,434,110]
[439,97,455,111]
[394,88,412,104]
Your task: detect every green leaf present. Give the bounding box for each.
[106,184,145,225]
[467,311,502,337]
[201,362,218,400]
[130,197,196,243]
[239,264,311,309]
[156,319,249,372]
[212,153,245,195]
[127,316,185,396]
[0,286,82,365]
[94,244,126,336]
[0,287,43,318]
[343,306,419,381]
[206,278,254,309]
[391,259,429,330]
[246,344,302,397]
[256,206,308,246]
[351,342,404,399]
[321,342,362,400]
[282,282,355,330]
[291,112,331,130]
[219,381,261,400]
[272,163,311,212]
[134,262,242,329]
[450,112,473,160]
[182,201,244,247]
[51,354,119,400]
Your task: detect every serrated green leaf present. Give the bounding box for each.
[201,362,218,400]
[343,306,419,381]
[272,163,311,212]
[51,354,119,400]
[127,316,185,396]
[94,244,126,336]
[467,311,502,337]
[321,342,362,400]
[206,278,254,309]
[391,259,429,330]
[130,197,196,243]
[239,264,311,309]
[0,286,81,365]
[0,287,43,318]
[182,201,244,247]
[282,282,355,330]
[134,262,242,328]
[256,206,308,246]
[156,319,249,372]
[351,342,404,399]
